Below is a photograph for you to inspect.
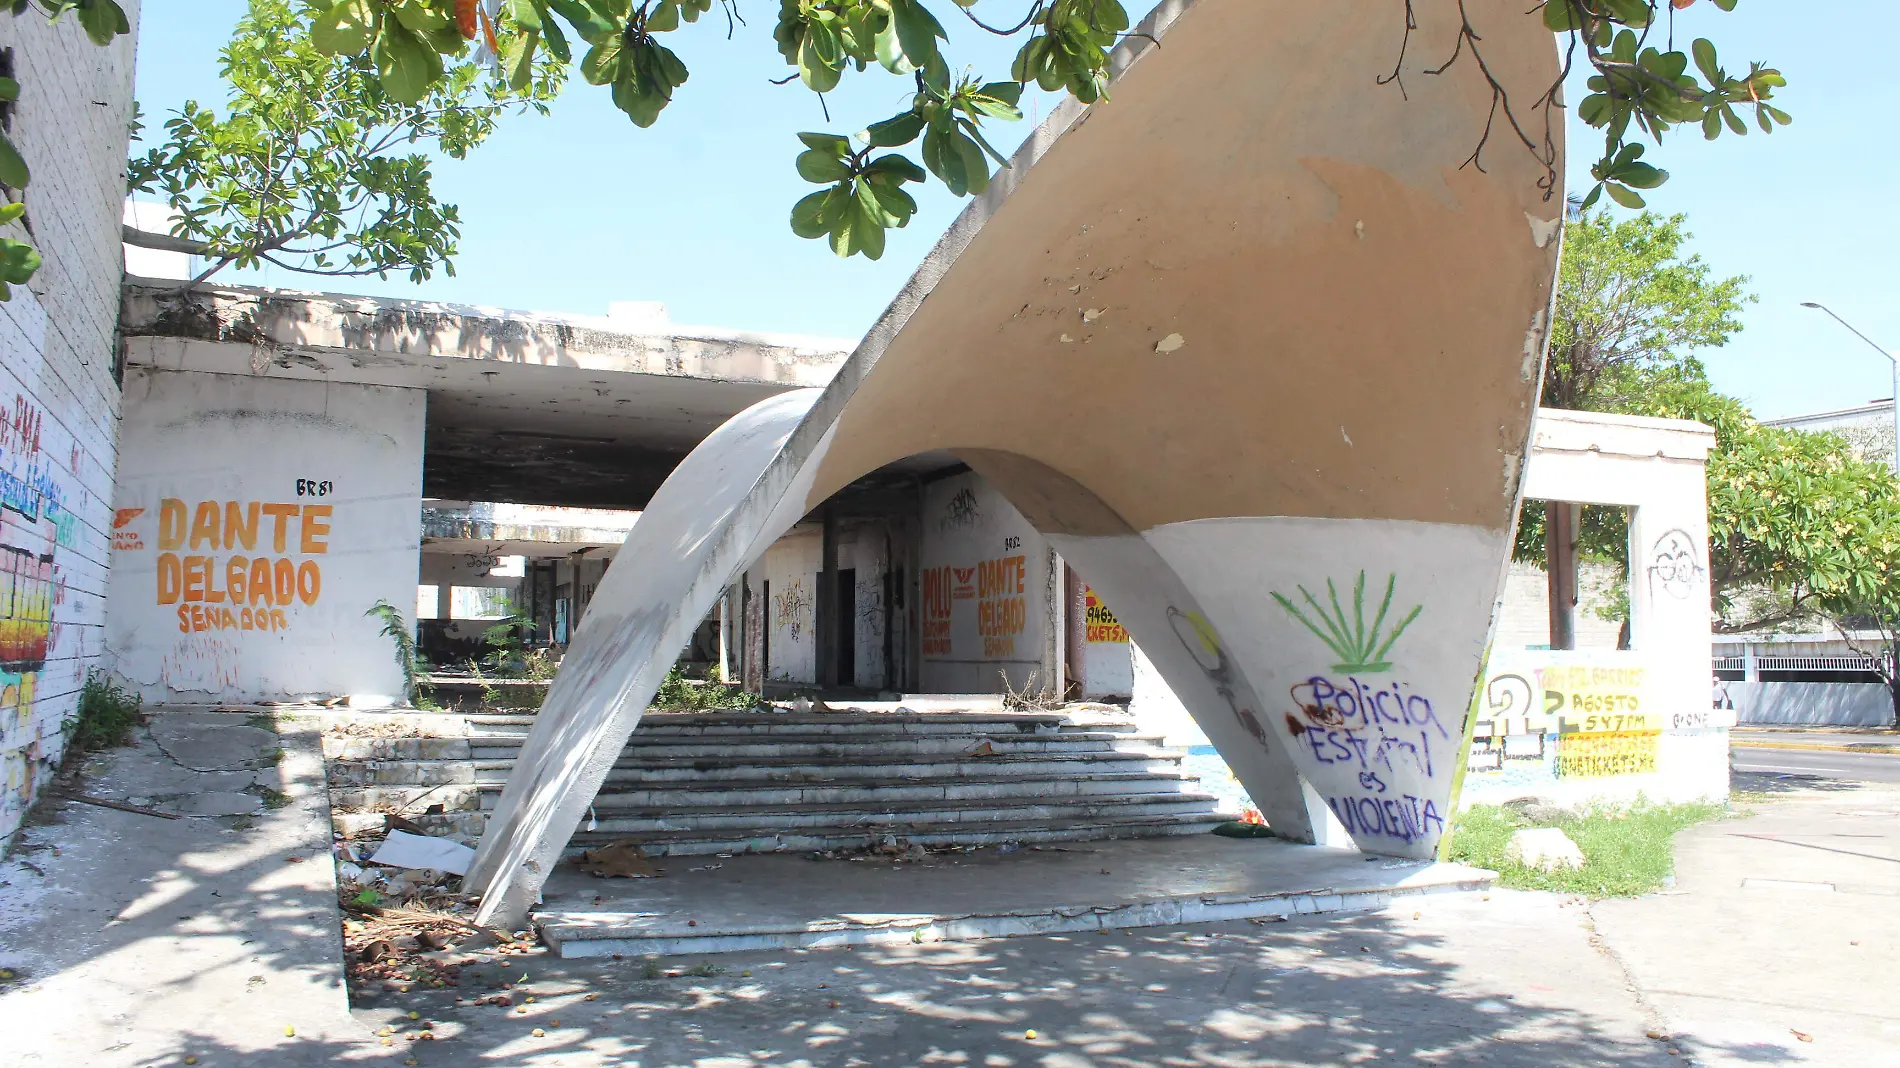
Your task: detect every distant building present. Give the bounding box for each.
[1764,399,1896,470]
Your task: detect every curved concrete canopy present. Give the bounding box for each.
[465,0,1564,925]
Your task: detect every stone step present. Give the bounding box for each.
[490,770,1205,811]
[565,792,1223,837]
[322,737,473,761]
[467,732,1161,761]
[327,759,476,787]
[330,784,481,812]
[464,713,1124,740]
[560,811,1228,857]
[473,748,1184,785]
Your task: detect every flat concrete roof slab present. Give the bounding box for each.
[536,835,1494,957]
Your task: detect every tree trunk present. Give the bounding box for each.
[1546,501,1580,650]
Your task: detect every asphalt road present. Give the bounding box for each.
[1730,744,1900,783]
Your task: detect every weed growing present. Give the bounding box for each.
[1447,798,1727,897]
[62,670,142,762]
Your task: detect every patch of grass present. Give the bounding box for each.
[62,670,142,763]
[258,787,293,810]
[1447,798,1727,897]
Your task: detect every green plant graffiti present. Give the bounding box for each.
[1272,571,1421,675]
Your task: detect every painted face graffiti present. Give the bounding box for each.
[1647,528,1704,600]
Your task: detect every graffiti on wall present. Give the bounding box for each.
[976,554,1026,658]
[1555,730,1661,778]
[922,553,1029,660]
[143,498,332,634]
[1465,651,1689,792]
[0,392,80,843]
[936,487,980,534]
[1646,528,1705,601]
[922,566,953,657]
[1084,586,1127,643]
[1474,661,1657,739]
[772,579,812,642]
[1273,572,1449,847]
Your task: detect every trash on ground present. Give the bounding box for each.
[1211,821,1276,838]
[576,840,661,879]
[370,830,475,876]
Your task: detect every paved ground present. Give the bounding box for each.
[1730,746,1900,782]
[5,726,1896,1067]
[0,711,379,1067]
[324,777,1896,1068]
[1592,774,1900,1067]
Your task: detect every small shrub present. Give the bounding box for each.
[650,665,758,712]
[63,670,142,761]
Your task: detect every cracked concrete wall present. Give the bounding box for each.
[0,6,140,849]
[106,369,424,703]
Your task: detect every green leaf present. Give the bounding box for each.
[797,132,851,154]
[888,0,944,72]
[1614,161,1667,189]
[0,132,25,188]
[0,237,42,286]
[505,31,541,91]
[864,153,925,182]
[374,22,444,104]
[0,202,22,225]
[1604,182,1645,209]
[798,28,842,93]
[1542,0,1580,32]
[873,16,912,74]
[539,5,571,61]
[863,111,924,148]
[0,78,15,104]
[311,0,376,56]
[390,0,450,35]
[647,0,679,32]
[795,148,852,183]
[508,0,545,32]
[76,0,130,45]
[790,188,832,239]
[545,0,618,40]
[1691,38,1720,84]
[581,35,625,85]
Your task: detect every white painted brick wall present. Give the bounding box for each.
[0,4,139,849]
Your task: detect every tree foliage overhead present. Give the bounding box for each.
[0,1,132,300]
[128,0,564,284]
[1522,209,1900,638]
[1543,210,1751,411]
[249,0,1786,263]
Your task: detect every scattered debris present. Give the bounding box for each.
[1211,821,1275,839]
[49,791,181,819]
[576,841,661,879]
[370,830,476,876]
[1791,1029,1814,1043]
[967,739,998,758]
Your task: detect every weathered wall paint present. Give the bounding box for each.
[1079,584,1134,699]
[919,473,1053,693]
[0,8,140,850]
[755,526,818,684]
[106,370,424,702]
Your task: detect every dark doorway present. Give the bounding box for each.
[835,568,856,688]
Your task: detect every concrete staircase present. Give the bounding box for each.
[322,707,1229,855]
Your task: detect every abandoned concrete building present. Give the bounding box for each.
[107,279,1144,706]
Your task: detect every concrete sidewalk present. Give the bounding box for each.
[0,710,384,1066]
[1731,727,1900,754]
[1588,775,1900,1066]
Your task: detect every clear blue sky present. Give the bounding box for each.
[133,2,1894,419]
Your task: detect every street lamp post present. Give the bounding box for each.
[1802,302,1899,474]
